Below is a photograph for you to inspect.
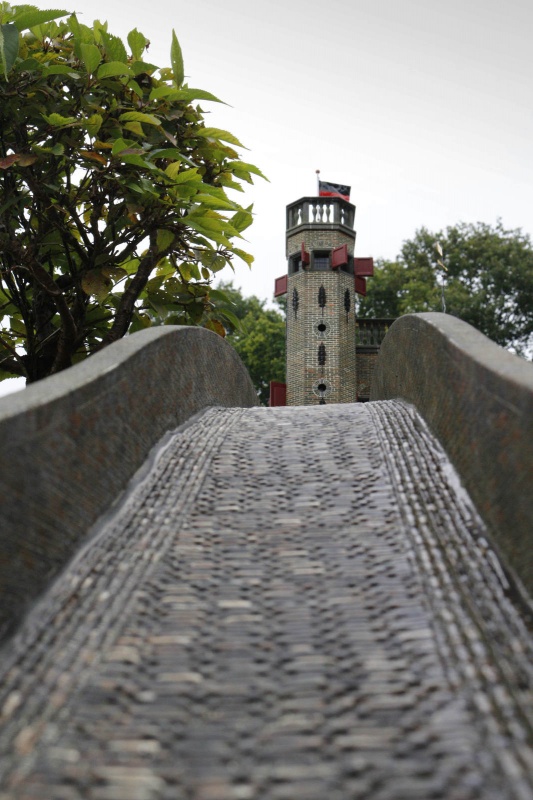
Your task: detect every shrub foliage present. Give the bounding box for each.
[0,5,264,381]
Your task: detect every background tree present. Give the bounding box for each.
[216,281,285,404]
[0,5,264,383]
[358,221,533,356]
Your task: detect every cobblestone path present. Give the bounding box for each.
[1,401,532,800]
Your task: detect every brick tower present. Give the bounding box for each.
[275,194,370,405]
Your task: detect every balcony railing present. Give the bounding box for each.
[355,318,396,347]
[286,197,355,231]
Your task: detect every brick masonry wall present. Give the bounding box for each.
[356,348,380,400]
[287,270,356,405]
[287,229,355,258]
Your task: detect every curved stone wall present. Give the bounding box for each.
[370,312,533,600]
[0,326,258,639]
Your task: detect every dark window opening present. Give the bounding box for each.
[340,260,352,274]
[313,251,330,271]
[289,255,301,275]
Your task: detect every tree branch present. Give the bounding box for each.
[101,232,164,346]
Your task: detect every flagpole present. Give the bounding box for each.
[315,169,320,197]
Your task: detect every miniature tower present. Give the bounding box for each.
[281,195,358,405]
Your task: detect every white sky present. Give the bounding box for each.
[1,0,532,396]
[69,0,533,301]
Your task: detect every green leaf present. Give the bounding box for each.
[232,247,254,267]
[204,319,226,338]
[194,193,236,211]
[130,311,152,332]
[120,153,154,169]
[10,317,27,336]
[184,218,233,249]
[12,8,68,31]
[217,174,244,192]
[229,160,268,181]
[111,137,136,155]
[149,86,222,104]
[82,269,112,302]
[131,60,158,76]
[16,153,38,166]
[123,121,145,137]
[80,42,101,75]
[119,111,160,126]
[101,266,127,281]
[0,23,19,79]
[152,147,183,160]
[170,167,200,185]
[42,64,80,77]
[170,29,184,87]
[97,61,132,79]
[127,28,148,60]
[100,30,127,64]
[171,87,223,104]
[85,113,103,137]
[164,161,182,179]
[42,112,78,127]
[196,128,244,148]
[126,79,143,99]
[156,229,174,252]
[217,308,241,330]
[231,205,254,232]
[149,85,178,101]
[210,255,227,273]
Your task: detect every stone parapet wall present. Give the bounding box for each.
[371,312,533,602]
[0,326,258,638]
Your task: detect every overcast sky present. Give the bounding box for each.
[1,0,532,395]
[65,0,532,302]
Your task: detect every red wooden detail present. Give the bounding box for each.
[331,243,348,270]
[269,381,287,406]
[301,242,310,265]
[355,275,367,296]
[274,275,287,297]
[354,257,374,277]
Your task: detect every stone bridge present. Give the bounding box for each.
[0,314,532,800]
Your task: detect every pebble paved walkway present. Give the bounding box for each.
[0,401,532,800]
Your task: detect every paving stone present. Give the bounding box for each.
[0,401,532,799]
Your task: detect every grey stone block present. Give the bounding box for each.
[0,326,258,638]
[370,312,533,600]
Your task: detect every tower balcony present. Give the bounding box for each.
[286,196,356,234]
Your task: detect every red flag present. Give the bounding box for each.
[318,180,350,202]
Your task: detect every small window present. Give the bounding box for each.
[313,251,330,271]
[289,254,301,275]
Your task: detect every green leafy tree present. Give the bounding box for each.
[358,221,533,356]
[217,281,285,404]
[0,6,264,382]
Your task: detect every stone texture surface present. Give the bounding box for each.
[0,327,258,640]
[0,402,532,800]
[370,312,533,600]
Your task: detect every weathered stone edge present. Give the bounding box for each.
[370,312,533,600]
[0,326,258,638]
